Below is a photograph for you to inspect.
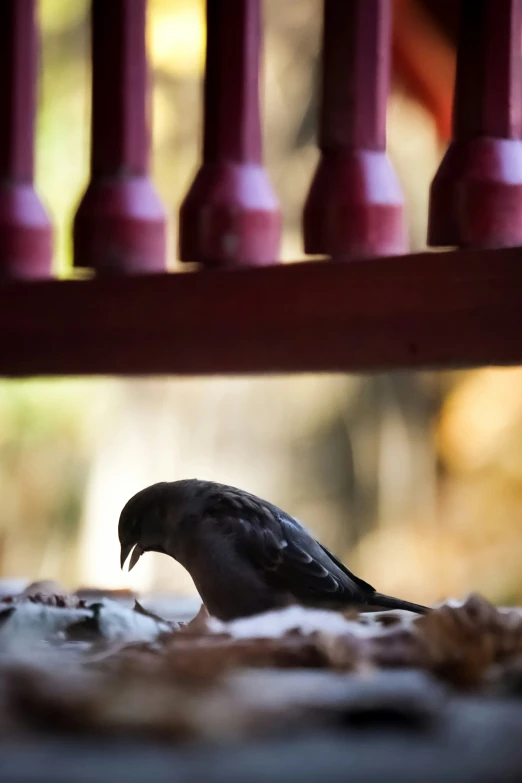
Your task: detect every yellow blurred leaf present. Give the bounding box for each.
[148,0,205,77]
[437,368,522,472]
[39,0,88,34]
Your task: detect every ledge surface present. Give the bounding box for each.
[1,247,522,377]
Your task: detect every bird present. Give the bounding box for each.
[119,479,429,621]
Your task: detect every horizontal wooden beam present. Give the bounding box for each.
[1,247,522,377]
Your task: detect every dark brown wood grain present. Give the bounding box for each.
[1,247,522,377]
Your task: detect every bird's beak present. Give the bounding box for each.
[120,542,143,571]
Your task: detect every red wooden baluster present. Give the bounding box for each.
[0,0,52,280]
[429,0,522,248]
[303,0,406,261]
[179,0,281,269]
[74,0,166,274]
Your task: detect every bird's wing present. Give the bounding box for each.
[315,540,376,593]
[273,516,377,601]
[206,486,375,603]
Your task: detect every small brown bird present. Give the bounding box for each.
[119,479,429,621]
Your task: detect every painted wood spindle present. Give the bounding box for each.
[179,0,281,268]
[429,0,522,248]
[0,0,52,280]
[74,0,166,274]
[303,0,406,261]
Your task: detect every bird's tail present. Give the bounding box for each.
[369,593,430,615]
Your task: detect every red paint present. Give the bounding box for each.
[179,0,281,268]
[0,0,52,280]
[429,0,522,248]
[74,0,166,274]
[2,246,522,376]
[392,0,455,144]
[303,0,406,260]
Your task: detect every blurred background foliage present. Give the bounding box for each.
[1,0,521,607]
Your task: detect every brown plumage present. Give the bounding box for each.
[119,479,430,621]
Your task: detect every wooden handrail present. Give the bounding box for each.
[1,246,522,377]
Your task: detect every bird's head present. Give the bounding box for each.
[119,480,201,572]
